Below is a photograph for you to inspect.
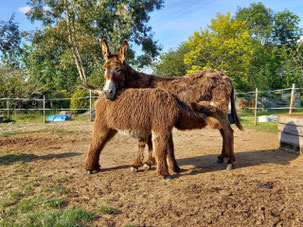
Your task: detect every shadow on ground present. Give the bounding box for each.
[0,152,82,165]
[173,148,299,177]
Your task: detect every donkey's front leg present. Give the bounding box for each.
[85,128,117,174]
[153,132,170,179]
[130,138,146,173]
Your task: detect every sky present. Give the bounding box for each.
[1,0,303,53]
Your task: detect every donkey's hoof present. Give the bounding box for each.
[95,167,102,172]
[87,170,93,175]
[143,164,151,170]
[130,167,138,173]
[165,176,173,181]
[217,158,224,164]
[226,164,233,170]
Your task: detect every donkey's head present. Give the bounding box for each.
[101,39,128,100]
[190,102,222,129]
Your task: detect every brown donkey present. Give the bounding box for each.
[99,39,243,170]
[85,88,222,179]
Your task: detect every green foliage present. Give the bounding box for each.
[152,43,190,77]
[23,0,164,88]
[70,87,89,113]
[273,10,302,47]
[0,14,22,66]
[235,2,303,90]
[236,3,274,43]
[50,90,71,109]
[184,12,254,91]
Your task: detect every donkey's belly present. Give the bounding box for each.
[117,129,150,139]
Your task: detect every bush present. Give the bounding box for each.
[50,90,71,109]
[70,87,89,114]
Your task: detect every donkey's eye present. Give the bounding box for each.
[116,68,122,73]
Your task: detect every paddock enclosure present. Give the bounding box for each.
[1,121,303,226]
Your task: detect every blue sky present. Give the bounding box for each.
[1,0,303,52]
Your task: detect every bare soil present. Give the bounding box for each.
[1,121,303,226]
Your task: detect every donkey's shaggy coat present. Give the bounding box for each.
[100,39,243,170]
[85,88,221,178]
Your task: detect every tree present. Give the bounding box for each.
[184,12,254,91]
[273,10,302,48]
[235,3,274,44]
[235,3,303,90]
[152,43,190,77]
[0,14,22,66]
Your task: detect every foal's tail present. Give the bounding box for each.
[230,83,244,131]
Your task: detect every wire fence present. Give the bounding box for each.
[0,90,98,123]
[0,85,302,123]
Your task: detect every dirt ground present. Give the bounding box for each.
[1,121,303,226]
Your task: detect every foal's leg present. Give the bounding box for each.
[85,128,117,174]
[143,135,156,170]
[153,132,170,179]
[130,138,146,173]
[217,129,228,164]
[167,132,180,173]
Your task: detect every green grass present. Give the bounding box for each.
[0,159,96,226]
[238,109,303,133]
[0,128,84,138]
[98,205,120,215]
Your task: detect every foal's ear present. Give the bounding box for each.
[100,38,111,60]
[118,40,128,63]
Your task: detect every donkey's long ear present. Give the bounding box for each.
[118,40,128,63]
[100,39,111,60]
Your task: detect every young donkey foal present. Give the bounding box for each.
[85,88,221,178]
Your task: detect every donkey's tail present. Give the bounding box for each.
[230,84,244,131]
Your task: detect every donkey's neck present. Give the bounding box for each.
[124,64,171,88]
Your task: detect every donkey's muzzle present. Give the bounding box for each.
[104,89,115,100]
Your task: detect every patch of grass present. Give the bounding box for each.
[0,168,95,226]
[0,128,84,138]
[98,205,120,215]
[41,185,70,195]
[238,109,303,133]
[27,208,95,227]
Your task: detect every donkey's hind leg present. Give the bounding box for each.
[130,138,146,173]
[217,129,228,164]
[143,135,156,170]
[167,132,180,173]
[85,128,117,174]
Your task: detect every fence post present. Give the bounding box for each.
[254,88,258,126]
[6,99,10,120]
[43,95,46,123]
[89,90,92,121]
[289,83,295,114]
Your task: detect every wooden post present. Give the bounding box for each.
[254,88,258,126]
[43,95,46,123]
[289,84,295,114]
[6,99,10,120]
[89,90,92,121]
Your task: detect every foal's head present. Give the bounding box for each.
[101,39,128,100]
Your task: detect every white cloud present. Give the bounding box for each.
[19,6,31,14]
